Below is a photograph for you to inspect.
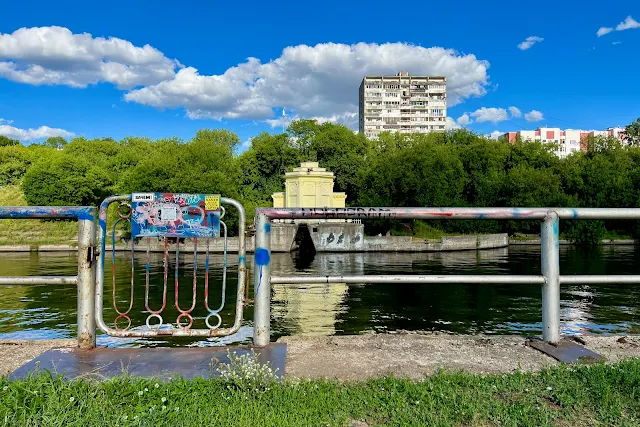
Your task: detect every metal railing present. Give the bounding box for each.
[0,206,97,349]
[95,195,248,338]
[253,207,640,347]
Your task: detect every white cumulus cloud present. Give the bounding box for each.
[616,16,640,31]
[446,117,461,130]
[125,42,490,125]
[597,27,613,37]
[517,36,544,50]
[0,121,75,141]
[508,106,522,118]
[470,107,509,123]
[524,110,544,122]
[597,16,640,36]
[456,113,472,125]
[0,26,178,89]
[488,130,504,140]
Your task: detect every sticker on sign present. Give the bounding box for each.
[205,195,220,210]
[132,193,155,202]
[160,206,178,221]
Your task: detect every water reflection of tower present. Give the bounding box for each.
[270,253,364,336]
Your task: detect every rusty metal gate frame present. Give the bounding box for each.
[253,207,640,347]
[95,194,247,338]
[0,206,97,349]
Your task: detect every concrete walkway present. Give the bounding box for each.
[277,333,640,380]
[3,334,640,380]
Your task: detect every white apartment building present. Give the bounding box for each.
[359,72,447,139]
[503,127,627,158]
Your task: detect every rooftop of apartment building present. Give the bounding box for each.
[362,71,446,80]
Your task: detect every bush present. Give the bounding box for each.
[566,220,606,246]
[22,153,113,206]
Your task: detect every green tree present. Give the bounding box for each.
[309,122,371,202]
[624,117,640,146]
[237,132,301,206]
[41,136,68,149]
[0,135,19,147]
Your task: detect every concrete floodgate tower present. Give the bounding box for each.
[270,162,364,253]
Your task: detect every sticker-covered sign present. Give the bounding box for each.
[130,193,221,238]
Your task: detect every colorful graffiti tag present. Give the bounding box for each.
[130,193,221,238]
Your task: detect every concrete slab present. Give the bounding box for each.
[8,344,286,381]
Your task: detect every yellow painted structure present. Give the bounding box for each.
[272,162,346,208]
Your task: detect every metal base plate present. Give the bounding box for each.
[527,337,604,363]
[9,343,286,381]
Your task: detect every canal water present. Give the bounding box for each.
[0,246,639,347]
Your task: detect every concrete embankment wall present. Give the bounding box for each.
[361,234,509,252]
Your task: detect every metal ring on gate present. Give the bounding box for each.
[176,312,194,330]
[114,314,132,331]
[117,202,132,219]
[146,313,164,330]
[205,313,222,330]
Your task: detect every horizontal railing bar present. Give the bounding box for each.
[271,275,640,286]
[0,206,95,220]
[560,275,640,284]
[270,275,546,285]
[257,207,640,221]
[0,276,78,286]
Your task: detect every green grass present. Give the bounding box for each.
[602,230,634,241]
[391,222,462,240]
[2,359,640,426]
[0,185,78,245]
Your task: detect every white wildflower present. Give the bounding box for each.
[546,386,553,391]
[138,391,143,396]
[69,396,75,402]
[161,397,167,403]
[154,383,159,388]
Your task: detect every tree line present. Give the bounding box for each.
[2,117,640,243]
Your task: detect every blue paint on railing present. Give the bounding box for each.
[238,255,246,264]
[0,206,95,220]
[255,248,270,266]
[264,223,271,233]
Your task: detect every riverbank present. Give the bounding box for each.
[2,336,640,426]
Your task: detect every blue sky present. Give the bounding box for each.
[0,0,639,147]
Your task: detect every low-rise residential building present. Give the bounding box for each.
[502,127,627,158]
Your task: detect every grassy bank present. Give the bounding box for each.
[2,359,640,426]
[0,186,78,245]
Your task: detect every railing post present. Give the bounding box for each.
[541,211,560,343]
[253,212,271,347]
[77,208,97,350]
